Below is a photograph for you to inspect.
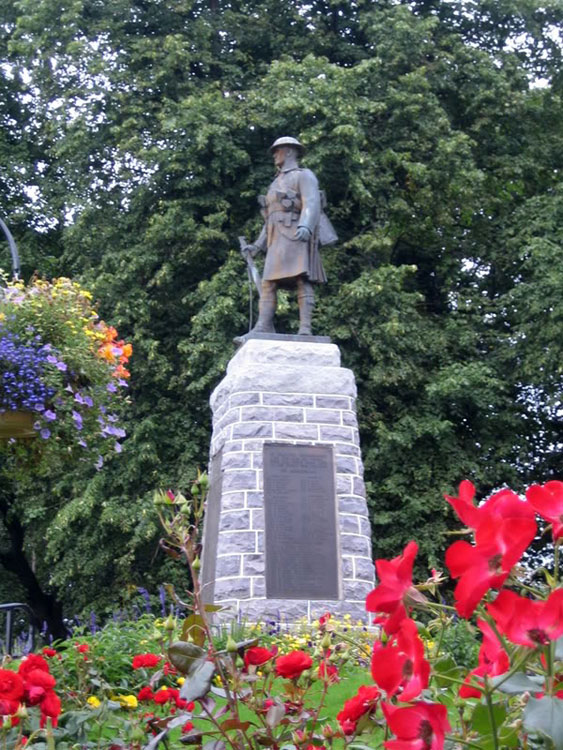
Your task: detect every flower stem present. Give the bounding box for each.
[483,678,499,750]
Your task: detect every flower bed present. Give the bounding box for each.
[1,479,562,749]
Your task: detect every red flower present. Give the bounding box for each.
[487,588,563,648]
[336,685,380,734]
[23,669,56,706]
[18,655,49,678]
[132,653,161,669]
[382,701,451,750]
[76,643,89,654]
[137,686,155,702]
[319,612,331,628]
[39,690,61,729]
[153,688,172,705]
[0,669,24,705]
[526,481,563,541]
[318,658,339,684]
[459,619,509,699]
[244,646,277,670]
[366,542,424,634]
[163,661,177,676]
[445,480,481,528]
[445,490,536,617]
[42,648,58,658]
[371,619,430,702]
[182,720,194,734]
[275,651,312,680]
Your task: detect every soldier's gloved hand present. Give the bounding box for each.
[294,226,312,242]
[243,244,261,258]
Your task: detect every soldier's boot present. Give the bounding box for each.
[297,293,315,335]
[251,281,277,333]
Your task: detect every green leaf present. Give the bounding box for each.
[180,660,215,702]
[523,696,563,749]
[433,656,463,687]
[492,671,544,694]
[471,703,506,735]
[168,641,206,675]
[181,615,207,648]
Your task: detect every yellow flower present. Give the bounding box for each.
[87,696,101,708]
[118,695,138,709]
[177,677,185,686]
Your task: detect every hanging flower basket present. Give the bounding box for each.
[0,275,132,475]
[0,410,36,439]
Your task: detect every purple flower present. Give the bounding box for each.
[46,355,58,364]
[72,410,83,430]
[74,392,86,405]
[95,455,103,470]
[78,438,87,448]
[40,428,51,439]
[83,395,93,407]
[44,410,57,421]
[114,442,122,453]
[106,382,117,393]
[56,361,67,371]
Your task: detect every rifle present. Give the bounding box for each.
[238,236,262,298]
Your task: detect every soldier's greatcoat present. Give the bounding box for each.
[254,166,327,285]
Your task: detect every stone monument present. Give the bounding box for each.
[200,138,375,622]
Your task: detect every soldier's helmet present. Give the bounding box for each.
[269,136,304,154]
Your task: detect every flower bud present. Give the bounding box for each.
[191,483,200,497]
[164,613,175,632]
[321,632,331,650]
[192,556,201,573]
[199,474,209,491]
[322,723,336,739]
[226,636,238,653]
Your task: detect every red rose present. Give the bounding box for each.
[137,686,155,702]
[132,653,161,669]
[76,643,90,654]
[18,655,49,678]
[182,720,194,734]
[153,688,171,705]
[42,648,58,658]
[39,690,61,729]
[275,651,312,680]
[0,669,24,704]
[244,646,277,669]
[23,669,56,706]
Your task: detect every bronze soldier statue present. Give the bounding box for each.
[243,137,336,335]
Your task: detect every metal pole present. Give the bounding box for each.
[0,217,20,279]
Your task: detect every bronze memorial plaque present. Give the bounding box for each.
[201,450,222,604]
[263,443,340,599]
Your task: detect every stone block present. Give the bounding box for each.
[263,393,314,407]
[243,554,265,575]
[221,492,245,511]
[228,340,341,369]
[339,495,369,515]
[334,443,361,457]
[217,531,256,555]
[339,514,360,534]
[315,396,352,410]
[246,492,264,508]
[241,406,303,422]
[274,423,319,440]
[219,510,251,531]
[335,455,357,474]
[232,422,273,440]
[305,408,341,424]
[340,534,372,557]
[214,578,251,600]
[216,408,240,432]
[222,452,252,470]
[243,440,268,452]
[252,452,263,469]
[215,555,242,577]
[230,392,261,407]
[251,508,265,530]
[342,580,373,601]
[310,602,368,622]
[219,365,356,398]
[359,517,372,537]
[354,557,376,582]
[256,531,264,553]
[221,470,258,492]
[342,411,358,427]
[353,476,366,498]
[319,425,354,443]
[341,556,354,578]
[239,599,308,621]
[252,577,266,597]
[222,440,244,453]
[336,475,352,495]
